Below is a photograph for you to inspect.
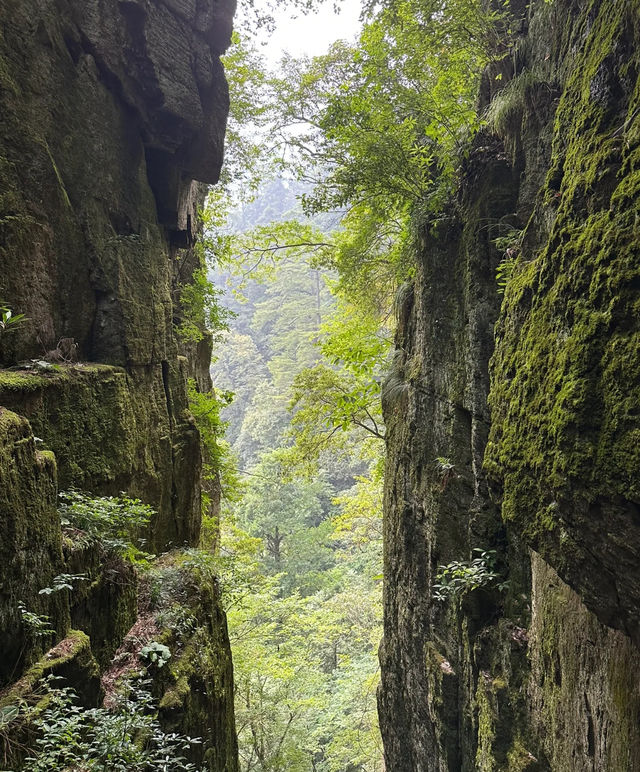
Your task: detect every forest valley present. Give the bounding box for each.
[195,0,527,768]
[7,0,639,769]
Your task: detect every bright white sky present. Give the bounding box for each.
[258,0,362,64]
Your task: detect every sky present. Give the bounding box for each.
[257,0,362,64]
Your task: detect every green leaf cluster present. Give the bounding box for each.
[0,303,26,334]
[38,573,88,596]
[139,641,172,669]
[17,603,56,640]
[18,677,202,771]
[432,549,505,603]
[58,490,154,562]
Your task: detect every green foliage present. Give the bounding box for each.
[493,225,524,295]
[259,0,510,307]
[232,449,334,582]
[432,549,506,603]
[175,262,232,344]
[58,490,154,562]
[38,573,88,596]
[221,483,384,772]
[288,364,383,467]
[0,303,26,334]
[0,704,19,726]
[20,676,202,771]
[224,219,333,290]
[210,240,337,469]
[485,69,549,138]
[286,301,390,471]
[139,642,172,669]
[187,379,240,505]
[435,457,457,491]
[220,32,274,198]
[276,3,483,213]
[17,603,55,640]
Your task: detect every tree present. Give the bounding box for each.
[286,300,390,472]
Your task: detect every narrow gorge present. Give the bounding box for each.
[1,1,639,771]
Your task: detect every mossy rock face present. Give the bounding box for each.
[0,0,236,767]
[0,409,68,687]
[146,559,239,772]
[0,0,219,551]
[0,0,232,368]
[381,1,640,769]
[528,552,640,771]
[486,0,640,643]
[379,133,528,770]
[0,629,102,709]
[0,365,201,550]
[64,540,138,671]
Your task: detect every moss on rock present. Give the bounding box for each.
[528,552,640,770]
[0,629,102,709]
[64,540,138,671]
[0,364,200,549]
[0,409,67,687]
[486,0,640,641]
[155,567,238,772]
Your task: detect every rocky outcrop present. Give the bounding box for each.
[379,135,521,770]
[0,410,67,685]
[0,0,237,769]
[380,0,640,769]
[486,0,640,646]
[0,0,236,541]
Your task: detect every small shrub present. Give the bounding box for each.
[432,549,507,603]
[155,605,198,638]
[485,69,547,138]
[0,303,26,334]
[58,490,155,562]
[175,262,233,344]
[493,226,524,295]
[435,457,456,491]
[17,603,55,639]
[139,642,172,669]
[38,573,88,596]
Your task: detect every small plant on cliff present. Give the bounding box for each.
[432,549,504,603]
[187,379,240,506]
[435,457,456,491]
[38,573,88,595]
[58,490,154,562]
[0,303,26,334]
[493,226,524,295]
[174,241,234,344]
[139,641,172,669]
[17,602,55,639]
[485,69,547,138]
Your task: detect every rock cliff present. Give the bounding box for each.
[0,1,238,769]
[379,0,640,769]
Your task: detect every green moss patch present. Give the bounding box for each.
[487,1,640,558]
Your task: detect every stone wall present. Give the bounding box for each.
[379,1,640,768]
[0,1,238,769]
